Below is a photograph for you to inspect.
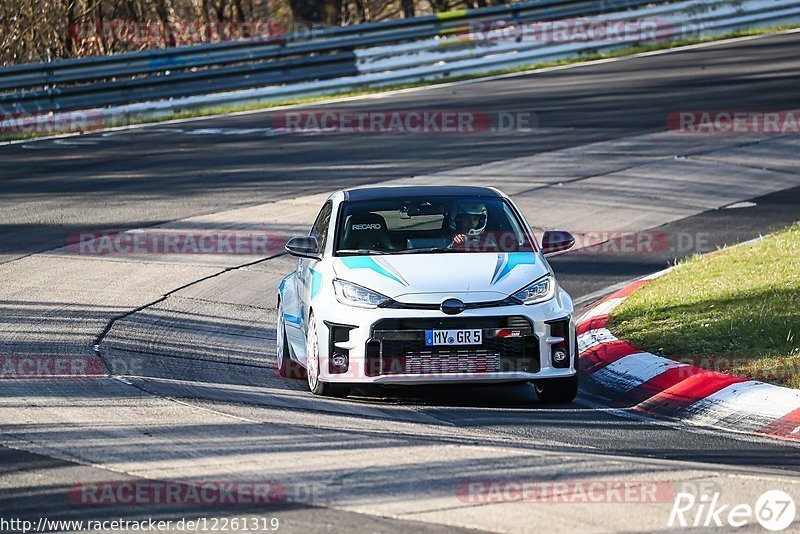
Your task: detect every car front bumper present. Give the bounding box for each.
[314,295,577,385]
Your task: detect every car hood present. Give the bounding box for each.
[332,252,548,303]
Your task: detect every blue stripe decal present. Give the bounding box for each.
[278,272,294,296]
[340,256,408,286]
[310,268,322,299]
[284,313,302,325]
[491,253,537,285]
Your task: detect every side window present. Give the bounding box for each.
[310,201,333,252]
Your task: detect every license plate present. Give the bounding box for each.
[425,329,483,346]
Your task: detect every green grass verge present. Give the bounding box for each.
[608,223,800,388]
[2,23,799,142]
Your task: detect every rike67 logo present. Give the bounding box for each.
[669,490,796,531]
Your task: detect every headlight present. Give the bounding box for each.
[511,275,555,305]
[333,279,390,308]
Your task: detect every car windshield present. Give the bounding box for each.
[335,195,535,255]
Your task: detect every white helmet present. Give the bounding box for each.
[448,201,488,236]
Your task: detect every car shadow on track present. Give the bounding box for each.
[347,382,553,408]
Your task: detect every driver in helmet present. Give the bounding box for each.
[449,202,488,249]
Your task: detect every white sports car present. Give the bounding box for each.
[276,186,578,402]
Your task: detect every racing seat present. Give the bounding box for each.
[406,213,452,249]
[341,213,393,251]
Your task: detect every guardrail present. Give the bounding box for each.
[0,0,649,91]
[1,0,798,124]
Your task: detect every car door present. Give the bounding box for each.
[284,200,333,362]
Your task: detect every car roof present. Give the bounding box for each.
[342,186,502,202]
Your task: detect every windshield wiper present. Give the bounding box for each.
[392,247,458,254]
[337,249,390,256]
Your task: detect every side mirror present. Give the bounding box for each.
[541,230,575,255]
[285,236,321,259]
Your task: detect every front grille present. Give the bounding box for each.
[507,316,531,329]
[381,337,526,360]
[406,351,501,374]
[380,297,520,310]
[367,316,539,376]
[373,316,530,331]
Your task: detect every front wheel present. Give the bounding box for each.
[276,299,305,379]
[306,313,351,398]
[534,374,578,404]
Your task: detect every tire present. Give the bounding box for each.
[276,299,305,379]
[306,312,351,398]
[534,374,578,404]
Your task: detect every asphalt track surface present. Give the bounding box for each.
[1,31,800,533]
[3,31,800,261]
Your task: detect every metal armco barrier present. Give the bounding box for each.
[1,0,798,122]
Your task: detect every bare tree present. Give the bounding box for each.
[1,0,518,66]
[288,0,341,25]
[400,0,414,18]
[428,0,449,12]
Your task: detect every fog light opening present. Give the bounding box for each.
[326,322,356,374]
[546,317,572,369]
[332,353,348,368]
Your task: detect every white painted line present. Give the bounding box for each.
[183,127,286,136]
[3,28,800,147]
[20,144,53,150]
[724,201,758,209]
[52,139,99,146]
